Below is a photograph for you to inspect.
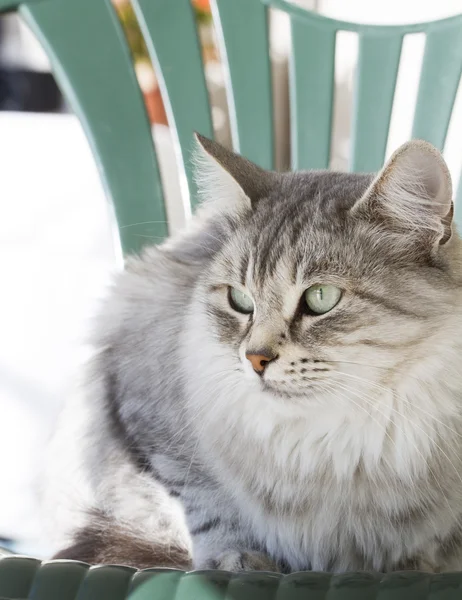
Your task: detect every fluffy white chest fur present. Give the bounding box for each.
[183,310,462,571]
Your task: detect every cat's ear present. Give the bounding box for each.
[193,133,276,218]
[352,140,453,245]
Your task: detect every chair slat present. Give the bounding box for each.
[21,0,167,255]
[212,0,274,169]
[0,0,19,10]
[290,18,336,170]
[133,0,214,209]
[264,0,462,37]
[350,33,402,173]
[412,25,462,150]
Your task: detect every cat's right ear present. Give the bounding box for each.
[351,140,453,246]
[193,133,277,219]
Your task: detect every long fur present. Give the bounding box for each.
[53,510,191,569]
[45,139,462,573]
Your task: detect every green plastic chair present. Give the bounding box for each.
[2,557,462,600]
[1,0,461,254]
[1,1,462,598]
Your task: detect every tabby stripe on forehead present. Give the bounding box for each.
[355,290,425,319]
[260,235,282,280]
[255,202,305,280]
[240,253,250,286]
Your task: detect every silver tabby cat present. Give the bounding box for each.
[46,135,462,573]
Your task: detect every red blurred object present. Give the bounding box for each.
[144,88,168,126]
[193,0,211,12]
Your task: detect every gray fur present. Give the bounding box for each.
[48,138,462,573]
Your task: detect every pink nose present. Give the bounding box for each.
[246,353,273,373]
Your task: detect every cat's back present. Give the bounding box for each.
[95,245,200,352]
[42,244,202,557]
[90,243,206,454]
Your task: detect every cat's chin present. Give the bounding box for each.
[260,379,319,401]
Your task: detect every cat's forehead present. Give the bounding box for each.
[250,171,373,238]
[276,170,374,211]
[236,171,374,283]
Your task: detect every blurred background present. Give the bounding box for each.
[0,0,462,557]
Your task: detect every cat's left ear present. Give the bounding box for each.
[193,133,277,218]
[352,140,453,245]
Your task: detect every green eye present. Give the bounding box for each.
[305,284,342,315]
[228,287,254,314]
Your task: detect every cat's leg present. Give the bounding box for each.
[185,504,279,572]
[202,550,280,572]
[43,378,191,568]
[395,554,439,573]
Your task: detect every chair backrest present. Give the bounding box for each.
[1,0,462,254]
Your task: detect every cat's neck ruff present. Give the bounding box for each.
[183,309,462,491]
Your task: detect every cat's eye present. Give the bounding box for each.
[228,287,254,314]
[304,284,342,315]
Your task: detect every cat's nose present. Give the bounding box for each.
[246,351,277,374]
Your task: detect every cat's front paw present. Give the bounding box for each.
[200,550,279,572]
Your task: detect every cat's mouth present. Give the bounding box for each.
[260,377,322,399]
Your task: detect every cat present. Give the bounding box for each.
[46,134,462,573]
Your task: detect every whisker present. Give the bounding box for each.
[163,368,239,453]
[327,358,455,391]
[344,378,462,498]
[335,370,462,441]
[329,378,458,523]
[321,380,400,531]
[321,381,394,446]
[122,221,224,246]
[136,234,216,254]
[120,220,169,229]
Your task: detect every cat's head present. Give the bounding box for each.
[184,135,461,405]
